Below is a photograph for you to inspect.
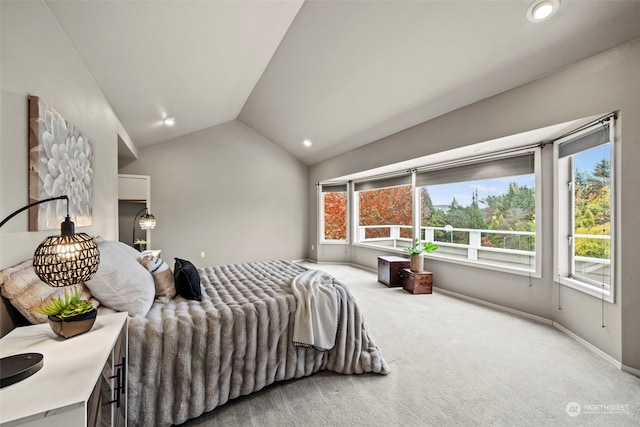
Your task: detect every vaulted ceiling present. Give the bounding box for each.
[45,0,640,166]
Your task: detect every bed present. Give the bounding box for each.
[0,241,388,427]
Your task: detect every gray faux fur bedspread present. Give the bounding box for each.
[127,260,388,427]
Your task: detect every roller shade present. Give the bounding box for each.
[416,152,534,187]
[320,183,347,192]
[558,122,610,158]
[354,174,411,192]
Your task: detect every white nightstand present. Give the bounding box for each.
[0,312,128,427]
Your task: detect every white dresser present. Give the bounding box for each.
[0,312,128,427]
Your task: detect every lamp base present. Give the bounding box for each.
[0,353,44,388]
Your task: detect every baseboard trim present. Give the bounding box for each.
[622,364,640,378]
[310,260,378,274]
[433,287,553,325]
[551,322,622,369]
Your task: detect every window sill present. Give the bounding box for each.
[320,240,349,245]
[558,276,614,303]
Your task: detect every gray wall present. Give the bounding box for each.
[1,0,123,269]
[1,1,126,335]
[119,120,308,268]
[309,39,640,373]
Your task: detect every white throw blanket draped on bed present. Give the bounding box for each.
[291,269,338,351]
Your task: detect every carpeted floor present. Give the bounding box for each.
[176,262,640,427]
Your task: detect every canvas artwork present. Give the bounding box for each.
[28,96,93,231]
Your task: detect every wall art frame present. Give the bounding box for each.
[28,95,93,231]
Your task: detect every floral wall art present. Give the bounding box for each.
[28,96,93,231]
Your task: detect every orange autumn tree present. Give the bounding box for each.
[358,185,413,239]
[323,192,347,240]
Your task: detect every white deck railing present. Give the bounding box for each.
[357,225,610,274]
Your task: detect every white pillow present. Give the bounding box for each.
[0,260,97,324]
[85,240,155,317]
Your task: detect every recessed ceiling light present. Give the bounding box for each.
[527,0,560,23]
[162,117,176,126]
[303,139,312,147]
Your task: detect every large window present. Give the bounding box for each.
[417,151,538,274]
[354,176,412,250]
[320,184,347,242]
[554,117,615,301]
[319,149,542,276]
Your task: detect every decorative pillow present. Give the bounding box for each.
[138,255,176,299]
[85,240,155,317]
[174,258,202,301]
[0,260,97,324]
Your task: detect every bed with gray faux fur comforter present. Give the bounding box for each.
[127,260,388,427]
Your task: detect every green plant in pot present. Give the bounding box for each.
[35,289,97,339]
[134,239,147,251]
[406,239,439,272]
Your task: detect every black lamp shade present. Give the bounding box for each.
[33,232,100,287]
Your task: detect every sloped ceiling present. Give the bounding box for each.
[46,1,640,166]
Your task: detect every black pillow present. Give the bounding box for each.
[174,258,202,301]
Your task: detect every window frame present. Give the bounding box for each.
[353,180,414,250]
[339,149,542,277]
[553,116,616,303]
[415,148,542,278]
[318,183,349,245]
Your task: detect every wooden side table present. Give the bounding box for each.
[378,256,410,287]
[400,268,433,294]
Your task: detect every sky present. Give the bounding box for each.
[427,144,609,208]
[427,175,534,207]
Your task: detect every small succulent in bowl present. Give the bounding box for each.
[35,290,97,339]
[35,289,95,319]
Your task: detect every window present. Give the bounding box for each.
[354,176,412,250]
[320,184,348,242]
[417,151,539,274]
[318,147,542,276]
[554,116,615,302]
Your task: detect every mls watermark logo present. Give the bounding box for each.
[566,401,631,417]
[566,402,581,417]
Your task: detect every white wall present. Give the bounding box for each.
[1,0,122,269]
[119,120,308,268]
[309,39,640,372]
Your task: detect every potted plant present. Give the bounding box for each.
[35,289,97,339]
[406,239,439,272]
[134,239,147,251]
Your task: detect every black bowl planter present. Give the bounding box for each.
[48,309,97,339]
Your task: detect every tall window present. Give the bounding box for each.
[354,176,412,250]
[320,184,347,242]
[417,151,538,273]
[554,117,615,301]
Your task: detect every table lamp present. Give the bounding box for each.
[0,195,100,387]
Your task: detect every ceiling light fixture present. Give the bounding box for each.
[303,139,312,147]
[162,117,176,126]
[527,0,560,23]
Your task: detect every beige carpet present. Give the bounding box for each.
[176,262,640,427]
